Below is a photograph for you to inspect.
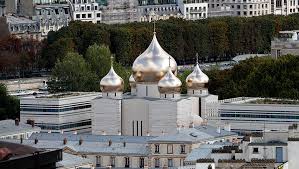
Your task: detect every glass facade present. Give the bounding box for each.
[37,119,91,130]
[21,104,91,113]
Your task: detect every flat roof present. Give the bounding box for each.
[23,92,100,99]
[0,120,40,137]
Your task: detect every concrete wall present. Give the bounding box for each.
[288,140,299,169]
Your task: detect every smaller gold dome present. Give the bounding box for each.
[186,63,209,90]
[158,68,182,94]
[129,74,136,88]
[100,67,124,92]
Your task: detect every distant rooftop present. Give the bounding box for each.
[0,120,40,138]
[220,97,299,105]
[6,15,37,24]
[23,92,100,99]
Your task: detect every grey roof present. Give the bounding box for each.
[57,153,93,168]
[148,126,237,143]
[30,133,155,143]
[3,139,149,156]
[6,15,37,24]
[248,141,287,146]
[0,120,40,137]
[185,142,232,162]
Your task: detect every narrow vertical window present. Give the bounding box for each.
[141,121,143,136]
[146,86,148,96]
[137,121,139,136]
[132,121,134,136]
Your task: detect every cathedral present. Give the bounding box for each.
[92,32,218,136]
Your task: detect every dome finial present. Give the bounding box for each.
[196,53,199,65]
[110,55,114,67]
[168,56,171,68]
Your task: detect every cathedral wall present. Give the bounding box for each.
[122,98,149,136]
[136,84,160,98]
[190,97,200,116]
[92,98,122,135]
[177,98,193,127]
[149,100,178,135]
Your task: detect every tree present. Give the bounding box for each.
[0,83,19,120]
[48,52,98,92]
[85,44,130,92]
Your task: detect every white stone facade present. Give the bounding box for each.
[208,0,271,17]
[71,0,102,23]
[178,0,208,19]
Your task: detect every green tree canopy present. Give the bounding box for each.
[0,84,19,120]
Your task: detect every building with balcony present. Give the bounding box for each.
[178,0,208,19]
[71,0,102,23]
[271,30,299,58]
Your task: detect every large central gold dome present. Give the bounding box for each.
[132,33,177,83]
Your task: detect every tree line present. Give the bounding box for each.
[41,14,299,69]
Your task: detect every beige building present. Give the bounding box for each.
[271,30,299,58]
[4,125,236,168]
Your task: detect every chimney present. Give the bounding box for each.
[217,126,221,134]
[118,130,121,135]
[34,138,38,144]
[147,131,150,136]
[79,137,83,145]
[15,118,19,126]
[63,138,67,145]
[224,123,231,132]
[123,141,126,147]
[31,120,35,128]
[108,139,112,146]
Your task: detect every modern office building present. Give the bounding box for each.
[92,32,219,136]
[217,97,299,133]
[178,0,208,19]
[20,92,100,133]
[71,0,102,23]
[271,30,299,58]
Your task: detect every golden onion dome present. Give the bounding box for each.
[158,68,182,94]
[129,74,136,88]
[186,63,209,90]
[132,33,177,83]
[100,67,124,92]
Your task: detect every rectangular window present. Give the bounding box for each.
[155,144,160,153]
[168,159,173,167]
[253,147,259,153]
[180,145,186,154]
[140,158,145,168]
[97,13,101,17]
[87,6,90,10]
[82,14,86,18]
[155,158,160,168]
[88,13,92,18]
[132,121,134,136]
[167,144,173,154]
[111,157,115,167]
[141,121,143,136]
[96,156,101,167]
[125,157,130,168]
[137,121,139,136]
[76,14,80,18]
